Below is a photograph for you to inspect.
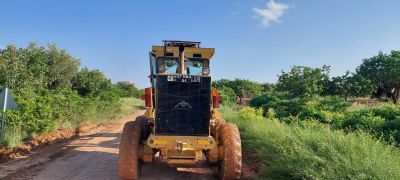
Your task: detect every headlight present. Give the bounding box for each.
[158,65,166,73]
[202,67,210,75]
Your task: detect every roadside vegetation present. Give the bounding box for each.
[216,50,400,144]
[250,95,400,143]
[220,105,400,179]
[0,43,143,148]
[215,50,400,178]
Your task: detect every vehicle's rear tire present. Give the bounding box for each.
[218,123,242,180]
[118,118,143,180]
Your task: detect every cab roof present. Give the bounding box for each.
[152,40,215,60]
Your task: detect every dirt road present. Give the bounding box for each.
[0,111,218,180]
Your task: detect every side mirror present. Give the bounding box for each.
[202,67,210,75]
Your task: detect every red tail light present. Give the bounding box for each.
[145,87,152,108]
[212,89,221,108]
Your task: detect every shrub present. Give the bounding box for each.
[132,89,145,99]
[7,89,56,136]
[238,107,264,122]
[218,87,236,105]
[298,96,349,124]
[250,92,306,118]
[340,104,400,143]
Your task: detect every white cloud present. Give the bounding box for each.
[252,0,289,27]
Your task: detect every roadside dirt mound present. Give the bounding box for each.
[0,129,76,163]
[0,124,101,164]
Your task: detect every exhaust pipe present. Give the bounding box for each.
[179,45,185,74]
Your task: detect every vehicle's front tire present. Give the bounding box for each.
[218,123,242,180]
[118,118,143,180]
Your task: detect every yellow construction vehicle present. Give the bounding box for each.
[118,40,242,180]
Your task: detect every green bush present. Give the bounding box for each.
[7,89,56,136]
[250,92,306,118]
[1,88,139,147]
[132,89,145,99]
[238,107,264,122]
[114,81,138,98]
[298,96,349,124]
[340,104,400,143]
[218,87,236,105]
[220,105,400,179]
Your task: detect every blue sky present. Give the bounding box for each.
[1,0,399,88]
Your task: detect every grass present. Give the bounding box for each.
[219,105,400,179]
[76,97,144,125]
[1,126,25,148]
[119,98,145,116]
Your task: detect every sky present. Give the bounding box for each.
[1,0,399,88]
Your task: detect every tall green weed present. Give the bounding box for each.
[220,105,400,179]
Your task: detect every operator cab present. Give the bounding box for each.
[149,40,214,79]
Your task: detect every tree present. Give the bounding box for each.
[115,81,138,97]
[218,87,236,105]
[356,51,400,103]
[0,43,81,90]
[0,45,29,89]
[72,68,112,96]
[212,79,232,90]
[276,65,330,98]
[261,83,276,93]
[213,79,262,104]
[24,43,52,89]
[324,72,376,101]
[45,44,80,89]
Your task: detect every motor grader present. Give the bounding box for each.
[118,40,242,180]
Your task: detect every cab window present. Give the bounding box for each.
[157,57,178,74]
[157,57,209,75]
[185,59,209,75]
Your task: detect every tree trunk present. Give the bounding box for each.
[393,88,400,104]
[238,96,243,104]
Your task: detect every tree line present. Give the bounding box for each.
[214,50,400,104]
[0,43,141,98]
[0,43,140,147]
